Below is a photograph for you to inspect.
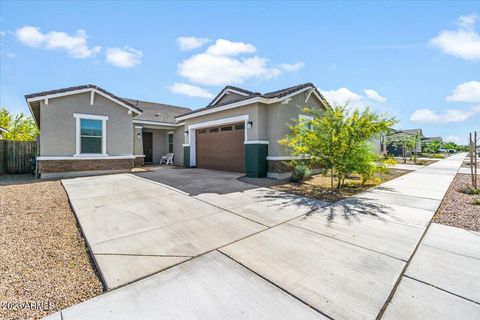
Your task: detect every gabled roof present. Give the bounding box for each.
[125,98,191,124]
[207,85,260,107]
[25,84,143,113]
[178,82,328,120]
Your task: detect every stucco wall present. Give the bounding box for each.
[39,92,134,156]
[215,92,246,105]
[173,126,184,165]
[266,92,325,157]
[142,128,167,163]
[183,103,265,143]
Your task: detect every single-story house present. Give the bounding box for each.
[25,82,327,179]
[385,128,423,156]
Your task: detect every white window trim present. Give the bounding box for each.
[187,115,249,167]
[244,140,269,144]
[73,113,108,156]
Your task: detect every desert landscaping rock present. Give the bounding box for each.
[0,180,103,320]
[432,173,480,231]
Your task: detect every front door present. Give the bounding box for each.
[143,132,153,163]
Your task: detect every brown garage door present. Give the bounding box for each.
[196,123,245,173]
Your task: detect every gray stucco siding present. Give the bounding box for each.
[214,92,246,105]
[172,127,184,165]
[39,92,134,157]
[183,103,265,143]
[266,92,325,157]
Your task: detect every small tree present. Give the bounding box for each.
[0,107,39,141]
[387,132,420,164]
[423,140,442,154]
[280,105,396,190]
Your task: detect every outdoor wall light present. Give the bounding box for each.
[247,121,253,129]
[136,133,141,139]
[185,130,189,135]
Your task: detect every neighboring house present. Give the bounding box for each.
[421,136,443,152]
[25,82,327,179]
[385,128,423,157]
[0,126,8,139]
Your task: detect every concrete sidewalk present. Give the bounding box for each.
[49,154,472,319]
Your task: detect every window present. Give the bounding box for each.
[198,129,207,134]
[80,119,102,153]
[298,114,314,130]
[235,123,245,130]
[74,113,108,156]
[168,132,173,153]
[209,128,219,133]
[221,126,232,131]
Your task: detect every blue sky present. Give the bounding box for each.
[1,1,479,144]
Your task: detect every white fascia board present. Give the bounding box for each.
[188,115,249,130]
[176,97,268,121]
[209,88,251,107]
[176,86,317,121]
[132,120,178,127]
[27,88,142,115]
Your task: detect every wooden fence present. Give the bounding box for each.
[0,140,38,173]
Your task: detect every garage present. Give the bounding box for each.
[195,122,245,173]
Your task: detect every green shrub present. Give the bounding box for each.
[384,157,397,165]
[432,153,446,159]
[290,163,311,182]
[473,199,480,206]
[460,184,480,195]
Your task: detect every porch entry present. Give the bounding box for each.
[143,132,153,163]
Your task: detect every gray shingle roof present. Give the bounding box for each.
[126,98,191,124]
[180,82,327,118]
[25,84,143,113]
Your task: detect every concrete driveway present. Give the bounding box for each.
[62,167,323,290]
[57,155,479,319]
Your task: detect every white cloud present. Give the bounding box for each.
[322,88,364,106]
[429,14,480,60]
[15,26,101,58]
[106,47,142,68]
[446,135,462,144]
[169,83,214,98]
[321,87,387,109]
[177,38,303,86]
[458,14,477,30]
[446,81,480,103]
[410,108,476,123]
[177,36,210,51]
[206,39,256,56]
[278,62,305,71]
[363,89,386,103]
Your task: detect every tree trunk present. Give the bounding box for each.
[330,168,334,191]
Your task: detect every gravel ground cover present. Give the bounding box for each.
[432,174,480,232]
[0,178,103,320]
[240,169,409,202]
